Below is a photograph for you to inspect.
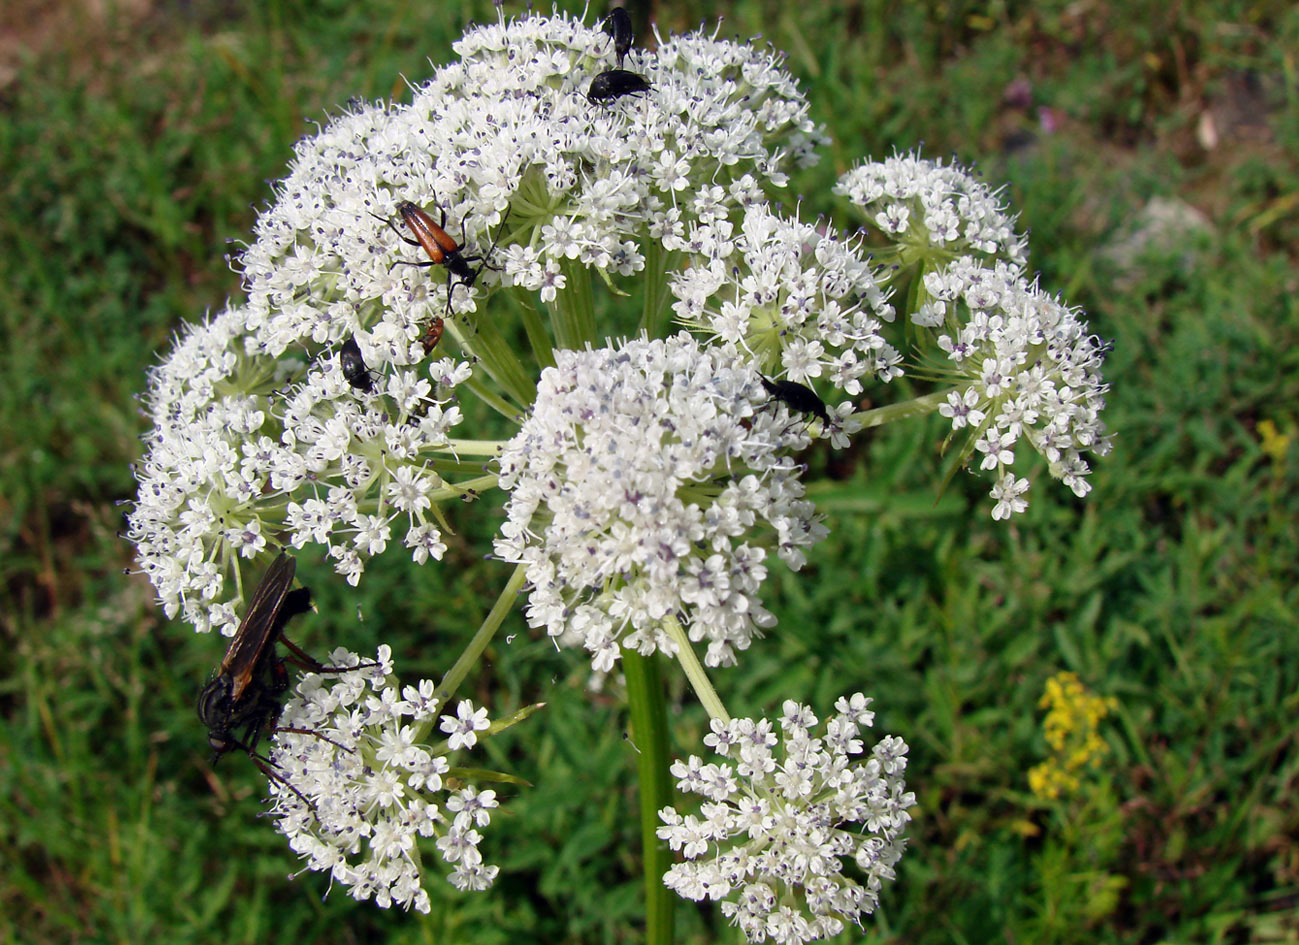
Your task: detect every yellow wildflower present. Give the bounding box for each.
[1028,672,1116,801]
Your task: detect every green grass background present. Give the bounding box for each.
[2,0,1297,942]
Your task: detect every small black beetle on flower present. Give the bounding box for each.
[760,377,831,426]
[340,336,377,393]
[588,68,651,105]
[602,7,634,68]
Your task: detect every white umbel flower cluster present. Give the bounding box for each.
[125,300,470,635]
[672,205,900,406]
[494,333,827,671]
[269,646,502,911]
[924,258,1113,516]
[835,152,1028,268]
[832,153,1111,516]
[129,10,828,637]
[657,694,915,945]
[238,13,822,345]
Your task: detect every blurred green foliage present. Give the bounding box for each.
[1,0,1297,942]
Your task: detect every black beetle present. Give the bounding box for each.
[760,376,831,426]
[340,336,377,393]
[588,68,651,105]
[602,7,634,68]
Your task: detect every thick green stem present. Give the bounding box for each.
[439,438,509,457]
[449,308,537,408]
[549,259,596,350]
[435,562,529,705]
[661,615,730,724]
[428,473,498,503]
[623,649,675,945]
[639,242,678,340]
[849,388,952,431]
[514,292,556,370]
[460,371,525,422]
[424,456,500,479]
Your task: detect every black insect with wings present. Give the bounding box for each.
[196,552,352,801]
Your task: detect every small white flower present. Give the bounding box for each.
[399,679,440,720]
[990,471,1031,520]
[440,700,491,751]
[449,861,500,892]
[938,387,987,430]
[353,513,393,556]
[404,523,448,565]
[386,465,435,514]
[446,786,499,829]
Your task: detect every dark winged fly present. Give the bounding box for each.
[587,68,651,105]
[602,7,634,68]
[340,336,378,393]
[375,200,508,318]
[196,551,362,806]
[760,376,831,426]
